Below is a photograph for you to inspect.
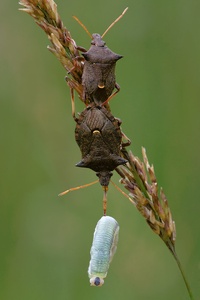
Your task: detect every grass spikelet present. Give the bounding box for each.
[116,147,194,299]
[19,0,84,101]
[117,147,176,250]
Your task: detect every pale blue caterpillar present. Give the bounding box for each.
[88,216,119,286]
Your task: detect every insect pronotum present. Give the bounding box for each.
[88,216,119,286]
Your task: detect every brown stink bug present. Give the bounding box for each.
[75,104,127,185]
[59,103,129,215]
[73,8,128,106]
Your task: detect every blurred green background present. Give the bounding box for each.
[1,1,200,299]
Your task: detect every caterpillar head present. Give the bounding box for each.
[90,276,104,287]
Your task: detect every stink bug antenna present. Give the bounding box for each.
[73,16,92,38]
[59,180,110,216]
[101,7,128,38]
[58,180,99,196]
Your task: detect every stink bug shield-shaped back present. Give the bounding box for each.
[81,34,122,105]
[75,104,127,215]
[59,104,128,215]
[75,104,127,186]
[74,8,128,106]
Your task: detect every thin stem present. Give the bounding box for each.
[163,239,194,300]
[171,248,194,300]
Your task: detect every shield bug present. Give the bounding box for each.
[73,8,128,106]
[75,104,127,214]
[75,104,127,185]
[88,216,119,286]
[59,103,128,215]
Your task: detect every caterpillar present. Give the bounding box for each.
[88,216,119,286]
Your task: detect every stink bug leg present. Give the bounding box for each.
[101,83,120,107]
[121,131,131,148]
[65,76,87,120]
